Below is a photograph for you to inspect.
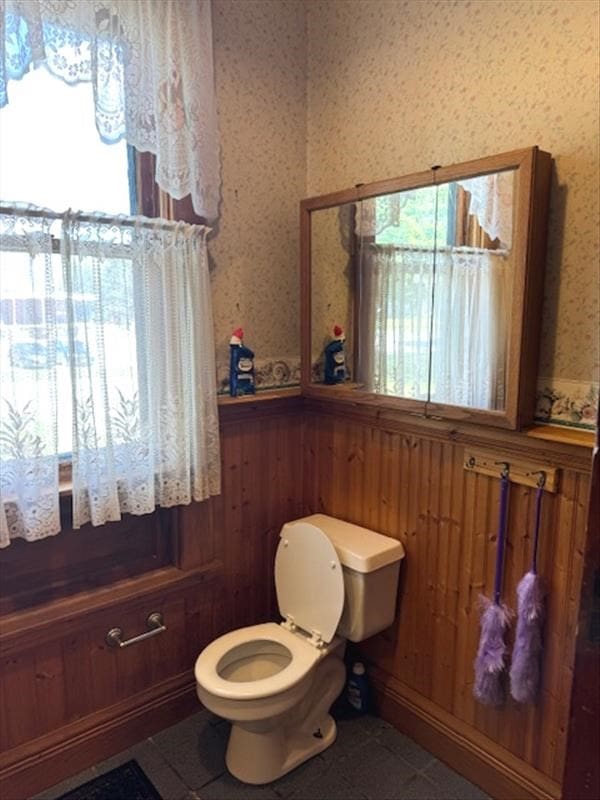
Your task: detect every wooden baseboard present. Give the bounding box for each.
[0,672,199,800]
[370,670,561,800]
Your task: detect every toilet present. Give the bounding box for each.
[194,514,405,784]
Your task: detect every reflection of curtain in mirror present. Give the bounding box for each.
[358,245,507,409]
[430,249,508,410]
[456,172,514,248]
[357,245,433,398]
[454,187,497,249]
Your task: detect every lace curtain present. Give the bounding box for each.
[1,0,220,219]
[358,245,507,409]
[0,213,61,546]
[457,172,514,248]
[430,249,508,409]
[0,207,221,547]
[355,173,514,248]
[358,245,433,398]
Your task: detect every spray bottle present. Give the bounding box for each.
[229,328,256,396]
[324,325,346,385]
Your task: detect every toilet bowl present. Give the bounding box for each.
[195,514,404,785]
[196,622,346,784]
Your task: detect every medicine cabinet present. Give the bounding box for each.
[300,147,552,429]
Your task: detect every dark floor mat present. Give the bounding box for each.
[56,760,162,800]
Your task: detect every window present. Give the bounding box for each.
[0,7,220,549]
[0,68,136,459]
[0,68,133,213]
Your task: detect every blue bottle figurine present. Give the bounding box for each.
[229,328,256,396]
[324,325,346,384]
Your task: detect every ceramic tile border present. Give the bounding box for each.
[534,378,599,430]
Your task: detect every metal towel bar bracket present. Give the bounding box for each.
[106,612,166,648]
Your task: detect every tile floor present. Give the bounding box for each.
[34,710,491,800]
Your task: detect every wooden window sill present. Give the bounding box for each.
[526,424,595,449]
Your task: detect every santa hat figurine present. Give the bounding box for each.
[229,328,256,396]
[324,325,346,385]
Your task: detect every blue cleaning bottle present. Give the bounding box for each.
[324,325,346,385]
[229,328,256,396]
[346,661,369,713]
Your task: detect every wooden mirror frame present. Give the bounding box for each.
[300,146,552,430]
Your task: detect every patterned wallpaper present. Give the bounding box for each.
[305,0,599,426]
[209,0,598,424]
[210,0,306,389]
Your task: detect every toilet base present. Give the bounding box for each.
[226,713,337,785]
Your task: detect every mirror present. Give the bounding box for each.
[302,148,552,429]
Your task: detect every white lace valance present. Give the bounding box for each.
[1,0,221,220]
[457,171,514,248]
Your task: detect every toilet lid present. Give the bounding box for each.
[275,521,344,644]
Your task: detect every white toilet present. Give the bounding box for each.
[194,514,405,785]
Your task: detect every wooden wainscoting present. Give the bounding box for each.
[302,397,592,800]
[0,390,303,799]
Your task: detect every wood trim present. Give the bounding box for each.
[302,382,427,416]
[517,150,552,428]
[301,185,360,212]
[526,425,596,449]
[301,200,312,391]
[370,670,561,800]
[562,410,600,800]
[303,397,593,472]
[0,562,222,657]
[463,448,559,492]
[218,388,301,424]
[0,672,198,800]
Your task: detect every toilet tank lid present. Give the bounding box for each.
[282,514,405,573]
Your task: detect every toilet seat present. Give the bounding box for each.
[194,622,324,700]
[275,521,344,644]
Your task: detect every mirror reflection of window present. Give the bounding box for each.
[355,170,515,411]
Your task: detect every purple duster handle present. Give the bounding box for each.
[493,471,510,605]
[531,482,544,575]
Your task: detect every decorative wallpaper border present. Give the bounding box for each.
[216,359,598,431]
[534,378,598,430]
[217,356,300,396]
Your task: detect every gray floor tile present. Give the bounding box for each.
[271,752,329,797]
[375,727,436,770]
[352,713,395,738]
[397,775,448,800]
[197,772,280,800]
[335,739,417,799]
[31,768,97,800]
[95,741,190,800]
[152,711,227,790]
[152,710,212,744]
[423,760,490,800]
[34,710,491,800]
[321,715,380,758]
[286,760,369,800]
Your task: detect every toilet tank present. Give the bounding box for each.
[292,514,405,642]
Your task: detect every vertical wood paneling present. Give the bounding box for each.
[302,408,591,786]
[0,400,303,760]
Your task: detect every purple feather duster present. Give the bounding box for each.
[474,596,512,705]
[510,571,545,703]
[474,471,512,706]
